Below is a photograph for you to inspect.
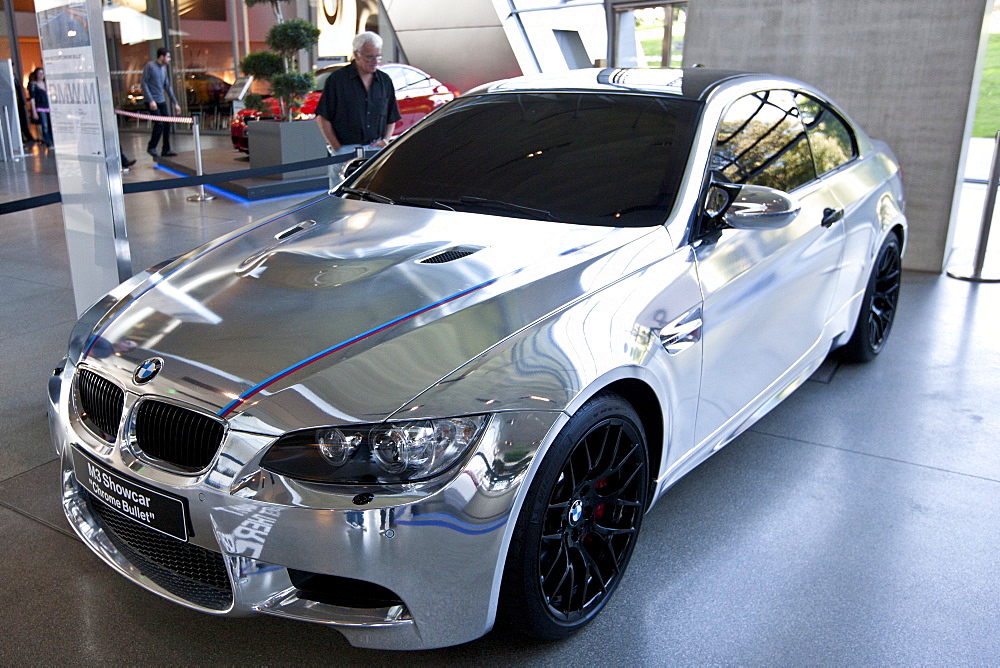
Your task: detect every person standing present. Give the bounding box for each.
[142,47,181,158]
[315,32,401,156]
[27,68,53,148]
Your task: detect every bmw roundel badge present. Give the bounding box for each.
[133,358,163,385]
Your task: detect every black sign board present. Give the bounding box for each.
[73,448,189,542]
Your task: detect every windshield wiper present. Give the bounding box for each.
[340,187,395,205]
[343,190,558,221]
[434,196,559,222]
[394,196,456,211]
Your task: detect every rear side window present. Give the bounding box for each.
[712,89,816,192]
[794,93,857,175]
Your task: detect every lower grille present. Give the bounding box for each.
[84,491,233,611]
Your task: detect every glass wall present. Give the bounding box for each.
[613,1,686,68]
[497,0,687,74]
[1,0,410,150]
[106,0,240,132]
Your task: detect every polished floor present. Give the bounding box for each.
[1,131,999,664]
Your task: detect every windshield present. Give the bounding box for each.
[348,92,701,227]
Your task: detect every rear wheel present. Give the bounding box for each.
[499,393,648,640]
[841,234,901,362]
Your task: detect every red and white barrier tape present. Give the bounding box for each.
[115,109,194,124]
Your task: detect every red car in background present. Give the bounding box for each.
[231,63,460,153]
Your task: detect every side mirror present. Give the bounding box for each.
[705,183,800,230]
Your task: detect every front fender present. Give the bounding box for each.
[393,244,704,494]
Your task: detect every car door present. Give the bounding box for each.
[692,89,847,447]
[793,92,872,319]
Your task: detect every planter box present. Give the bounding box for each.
[248,119,327,180]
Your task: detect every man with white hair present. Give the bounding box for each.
[316,31,401,156]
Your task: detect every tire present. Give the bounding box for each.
[841,233,901,362]
[499,392,649,640]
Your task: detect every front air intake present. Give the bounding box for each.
[133,399,225,472]
[288,569,406,609]
[77,369,125,442]
[84,492,233,610]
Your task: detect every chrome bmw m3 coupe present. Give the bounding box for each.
[49,67,906,650]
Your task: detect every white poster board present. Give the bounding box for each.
[36,0,132,315]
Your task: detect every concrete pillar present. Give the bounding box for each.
[682,0,993,273]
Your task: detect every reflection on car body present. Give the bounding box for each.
[50,67,905,650]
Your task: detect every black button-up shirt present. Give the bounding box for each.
[315,63,401,145]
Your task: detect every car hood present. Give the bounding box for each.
[79,196,660,434]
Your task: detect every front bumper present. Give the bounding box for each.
[48,360,563,650]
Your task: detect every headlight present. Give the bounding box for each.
[260,415,489,484]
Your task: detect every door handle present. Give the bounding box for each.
[821,207,844,228]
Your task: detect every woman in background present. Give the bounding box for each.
[28,68,53,148]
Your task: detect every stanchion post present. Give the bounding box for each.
[187,114,215,202]
[948,130,1000,282]
[0,108,11,161]
[327,148,337,193]
[1,108,22,162]
[972,131,999,276]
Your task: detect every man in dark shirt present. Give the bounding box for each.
[315,32,401,156]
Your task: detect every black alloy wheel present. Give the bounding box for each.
[500,393,648,639]
[842,234,902,362]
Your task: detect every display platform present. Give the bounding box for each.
[157,148,331,200]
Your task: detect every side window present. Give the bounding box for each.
[794,93,857,175]
[712,89,816,192]
[381,66,403,90]
[402,67,428,87]
[385,66,424,91]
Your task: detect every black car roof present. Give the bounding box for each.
[478,67,760,101]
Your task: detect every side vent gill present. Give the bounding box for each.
[239,219,319,273]
[418,246,483,264]
[275,219,317,241]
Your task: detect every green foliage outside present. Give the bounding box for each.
[639,34,661,65]
[974,33,1000,138]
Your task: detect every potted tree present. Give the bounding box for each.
[240,3,323,179]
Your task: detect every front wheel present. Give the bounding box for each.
[841,233,901,362]
[499,392,649,640]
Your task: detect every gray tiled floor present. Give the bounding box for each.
[2,132,999,663]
